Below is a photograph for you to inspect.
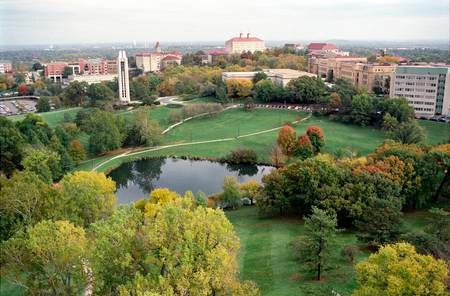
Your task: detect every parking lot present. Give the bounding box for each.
[0,99,37,116]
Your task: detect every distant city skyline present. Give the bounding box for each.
[1,0,449,46]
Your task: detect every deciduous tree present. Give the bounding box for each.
[353,243,448,296]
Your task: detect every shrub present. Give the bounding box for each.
[225,148,258,164]
[342,245,358,263]
[219,176,242,209]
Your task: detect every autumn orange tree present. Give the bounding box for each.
[295,134,314,159]
[306,125,325,153]
[277,124,297,155]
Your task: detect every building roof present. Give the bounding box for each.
[208,49,228,55]
[308,43,337,50]
[227,37,263,43]
[162,55,181,61]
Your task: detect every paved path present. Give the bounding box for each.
[156,96,185,106]
[92,113,311,171]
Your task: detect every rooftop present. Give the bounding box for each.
[308,43,337,50]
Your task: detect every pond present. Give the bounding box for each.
[108,157,275,204]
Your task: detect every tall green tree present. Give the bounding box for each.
[391,120,425,144]
[296,207,337,281]
[0,117,25,176]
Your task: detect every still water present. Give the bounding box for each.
[107,157,274,204]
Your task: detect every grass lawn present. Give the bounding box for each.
[75,107,448,172]
[8,107,82,127]
[418,120,450,145]
[225,206,434,296]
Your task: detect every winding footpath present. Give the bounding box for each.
[91,112,312,172]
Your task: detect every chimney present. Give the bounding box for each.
[247,33,250,38]
[239,33,243,38]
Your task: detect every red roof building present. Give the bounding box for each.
[307,43,337,51]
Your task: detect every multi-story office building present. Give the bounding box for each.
[309,56,367,77]
[225,33,265,54]
[136,42,182,73]
[44,62,68,82]
[390,65,450,116]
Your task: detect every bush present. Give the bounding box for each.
[224,148,258,164]
[342,245,358,263]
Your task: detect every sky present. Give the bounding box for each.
[0,0,449,45]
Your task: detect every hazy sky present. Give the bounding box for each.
[1,0,449,45]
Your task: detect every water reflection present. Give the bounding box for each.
[108,157,274,204]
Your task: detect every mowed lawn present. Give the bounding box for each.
[8,107,82,127]
[164,108,305,143]
[225,206,434,296]
[78,108,448,172]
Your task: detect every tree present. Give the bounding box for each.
[226,78,253,98]
[285,76,327,104]
[355,198,403,247]
[252,71,268,84]
[0,171,55,240]
[63,81,88,106]
[124,109,162,147]
[295,207,337,281]
[391,120,425,144]
[87,110,125,154]
[270,145,287,167]
[22,148,62,183]
[350,94,374,126]
[90,191,257,295]
[353,243,448,296]
[87,83,115,104]
[36,97,51,112]
[329,92,341,109]
[240,180,262,205]
[0,117,25,176]
[1,220,87,295]
[59,171,116,227]
[332,78,358,108]
[381,113,398,132]
[18,83,29,96]
[295,134,314,159]
[277,125,297,155]
[31,62,43,71]
[67,139,86,163]
[253,79,283,102]
[306,125,325,153]
[219,176,242,209]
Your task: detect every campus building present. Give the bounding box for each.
[225,33,265,54]
[135,42,182,73]
[45,58,117,82]
[222,69,317,87]
[0,61,13,74]
[390,65,450,117]
[117,51,130,103]
[307,43,349,56]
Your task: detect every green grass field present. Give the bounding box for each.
[8,107,82,127]
[75,107,448,172]
[225,206,432,296]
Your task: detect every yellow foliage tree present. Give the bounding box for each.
[226,79,253,98]
[353,243,448,296]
